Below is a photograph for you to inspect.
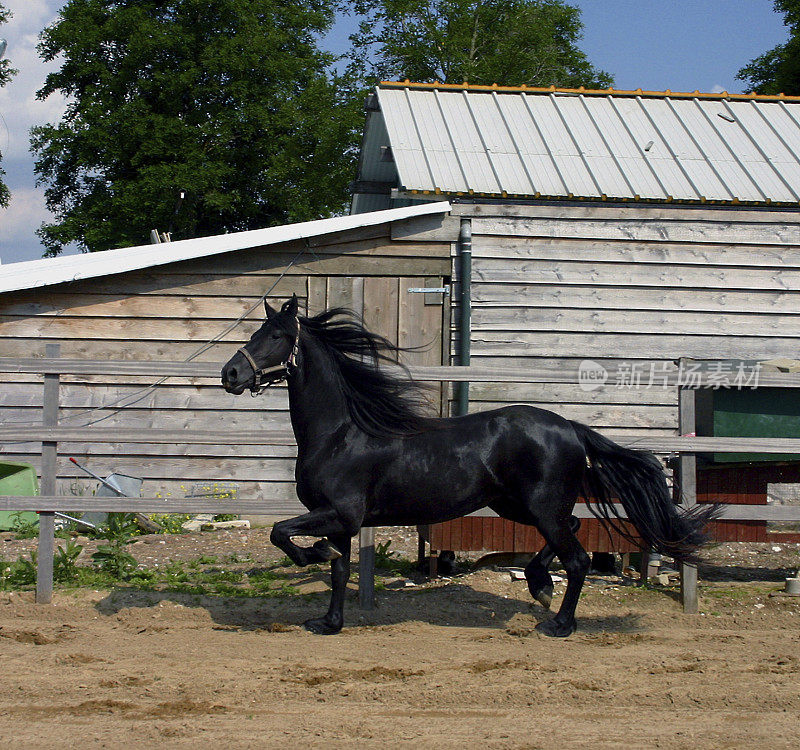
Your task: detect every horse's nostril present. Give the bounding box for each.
[229,367,237,380]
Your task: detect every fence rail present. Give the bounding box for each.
[5,426,800,454]
[2,354,800,612]
[0,496,304,515]
[5,356,800,387]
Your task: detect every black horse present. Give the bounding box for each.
[221,295,715,637]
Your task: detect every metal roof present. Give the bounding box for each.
[0,202,451,295]
[368,82,800,206]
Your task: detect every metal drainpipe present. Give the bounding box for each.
[457,217,472,416]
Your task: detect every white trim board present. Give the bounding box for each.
[0,202,451,295]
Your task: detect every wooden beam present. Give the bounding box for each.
[4,425,800,455]
[4,357,800,389]
[451,200,800,224]
[0,495,305,515]
[359,527,376,610]
[678,386,699,614]
[36,343,59,605]
[465,504,800,522]
[0,426,297,445]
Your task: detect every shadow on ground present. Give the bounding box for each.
[698,562,796,582]
[94,579,645,636]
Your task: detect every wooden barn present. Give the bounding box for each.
[3,81,800,557]
[351,82,800,553]
[0,203,453,514]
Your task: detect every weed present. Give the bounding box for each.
[150,514,191,534]
[54,540,83,583]
[203,569,243,583]
[374,540,415,576]
[92,544,137,579]
[225,552,251,564]
[0,551,37,589]
[11,512,39,540]
[91,513,140,580]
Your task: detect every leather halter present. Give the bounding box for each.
[237,317,301,395]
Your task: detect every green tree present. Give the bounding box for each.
[1,3,17,208]
[737,1,800,95]
[31,0,364,255]
[349,0,612,88]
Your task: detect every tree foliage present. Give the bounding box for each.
[349,0,612,88]
[31,0,365,255]
[737,1,800,95]
[1,2,17,208]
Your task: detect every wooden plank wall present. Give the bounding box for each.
[0,226,450,509]
[428,202,800,554]
[451,202,800,437]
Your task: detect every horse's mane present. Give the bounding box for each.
[299,308,433,436]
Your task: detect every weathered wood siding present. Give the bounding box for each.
[450,203,800,435]
[0,225,450,511]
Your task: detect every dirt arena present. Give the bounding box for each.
[1,528,798,749]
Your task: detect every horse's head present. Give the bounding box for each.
[221,294,300,395]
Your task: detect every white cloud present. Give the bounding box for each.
[1,1,67,262]
[0,186,49,262]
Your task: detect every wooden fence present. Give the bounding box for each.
[2,353,800,613]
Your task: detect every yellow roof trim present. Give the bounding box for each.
[379,80,800,103]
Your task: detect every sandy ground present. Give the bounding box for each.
[1,529,799,749]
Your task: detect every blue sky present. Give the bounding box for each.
[0,0,791,264]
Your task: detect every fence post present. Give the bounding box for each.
[359,526,376,610]
[36,343,60,604]
[678,384,698,614]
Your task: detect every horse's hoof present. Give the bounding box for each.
[303,617,342,635]
[532,585,553,609]
[535,617,576,638]
[312,539,342,562]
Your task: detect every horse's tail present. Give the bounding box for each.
[570,421,718,563]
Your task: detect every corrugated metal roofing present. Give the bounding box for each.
[0,202,451,295]
[371,82,800,206]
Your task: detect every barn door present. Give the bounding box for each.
[307,275,447,416]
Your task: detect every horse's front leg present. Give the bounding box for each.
[304,533,352,635]
[270,507,356,566]
[269,507,358,635]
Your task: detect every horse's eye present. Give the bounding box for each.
[271,332,282,340]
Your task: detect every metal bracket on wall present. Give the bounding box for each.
[408,286,448,306]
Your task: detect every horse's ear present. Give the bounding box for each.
[281,293,298,317]
[264,299,278,319]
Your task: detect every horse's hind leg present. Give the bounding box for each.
[525,516,580,609]
[534,517,590,638]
